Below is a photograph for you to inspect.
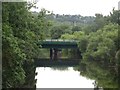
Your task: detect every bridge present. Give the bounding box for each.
[35,39,80,67]
[40,39,78,48]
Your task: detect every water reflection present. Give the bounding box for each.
[35,67,95,88]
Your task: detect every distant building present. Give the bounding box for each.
[118,1,120,10]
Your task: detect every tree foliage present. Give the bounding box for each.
[60,10,119,88]
[2,2,51,88]
[78,23,119,88]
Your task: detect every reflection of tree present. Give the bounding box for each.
[93,81,99,90]
[76,60,118,88]
[75,22,119,88]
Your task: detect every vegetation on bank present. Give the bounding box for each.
[2,2,51,88]
[60,10,120,88]
[2,1,120,89]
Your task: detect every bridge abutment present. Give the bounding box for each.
[54,48,58,60]
[50,48,53,60]
[50,48,60,60]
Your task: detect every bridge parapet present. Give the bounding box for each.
[42,39,78,42]
[38,39,79,48]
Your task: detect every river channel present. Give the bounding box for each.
[35,67,95,88]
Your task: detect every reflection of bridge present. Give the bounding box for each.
[36,39,80,67]
[35,58,80,67]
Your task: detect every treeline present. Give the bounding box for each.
[33,11,95,24]
[35,12,112,40]
[2,2,51,88]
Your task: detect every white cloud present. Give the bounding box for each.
[30,0,120,16]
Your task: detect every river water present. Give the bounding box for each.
[35,67,95,88]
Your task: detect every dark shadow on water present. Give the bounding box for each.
[50,66,69,71]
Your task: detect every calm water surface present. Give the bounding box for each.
[35,67,95,88]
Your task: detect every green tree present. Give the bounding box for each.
[78,23,118,88]
[71,26,82,33]
[2,2,50,88]
[109,8,120,24]
[50,25,70,39]
[2,2,28,87]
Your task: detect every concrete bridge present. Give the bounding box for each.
[40,39,78,48]
[36,39,80,67]
[39,39,79,59]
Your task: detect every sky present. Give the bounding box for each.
[35,67,95,88]
[30,0,120,16]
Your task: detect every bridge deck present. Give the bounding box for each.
[39,39,78,48]
[34,58,80,67]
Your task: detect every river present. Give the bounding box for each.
[35,67,95,88]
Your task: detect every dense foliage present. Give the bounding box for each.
[79,23,118,88]
[60,9,120,88]
[2,2,51,88]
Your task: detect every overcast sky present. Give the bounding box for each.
[30,0,120,16]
